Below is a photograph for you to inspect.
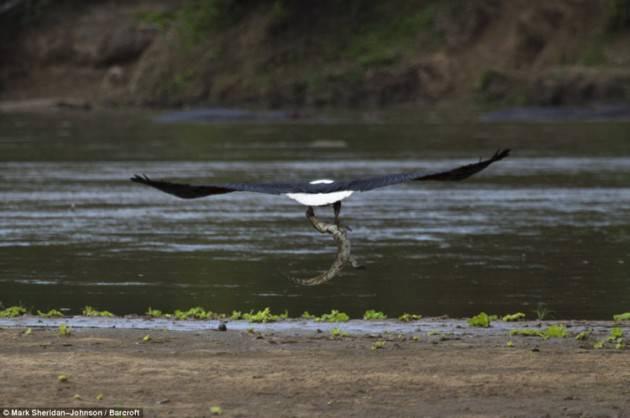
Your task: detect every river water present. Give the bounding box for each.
[1,110,629,319]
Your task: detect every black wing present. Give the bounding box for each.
[338,148,510,192]
[129,174,303,199]
[130,149,510,198]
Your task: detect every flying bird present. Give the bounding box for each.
[131,149,510,224]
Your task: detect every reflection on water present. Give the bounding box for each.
[1,112,629,319]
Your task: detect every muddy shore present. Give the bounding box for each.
[1,318,628,418]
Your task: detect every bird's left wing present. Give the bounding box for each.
[130,174,309,199]
[336,149,510,192]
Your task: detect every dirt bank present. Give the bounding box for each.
[0,320,628,417]
[2,1,630,111]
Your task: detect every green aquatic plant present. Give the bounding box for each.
[0,305,27,318]
[172,306,221,320]
[316,309,350,323]
[468,312,492,328]
[510,325,567,339]
[608,327,624,344]
[58,323,71,337]
[541,325,567,339]
[575,329,592,341]
[330,327,348,338]
[502,312,526,322]
[301,311,316,320]
[82,306,114,317]
[145,307,163,318]
[230,310,243,320]
[242,307,287,323]
[398,313,422,322]
[593,340,605,349]
[363,310,387,320]
[613,312,630,321]
[37,309,64,318]
[534,303,553,320]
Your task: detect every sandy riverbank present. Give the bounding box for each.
[0,319,628,417]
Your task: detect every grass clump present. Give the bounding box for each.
[363,310,387,320]
[242,307,287,323]
[173,306,213,320]
[0,305,27,317]
[316,309,350,323]
[534,303,553,320]
[300,311,316,320]
[468,312,492,328]
[58,323,71,337]
[145,307,163,318]
[330,327,349,338]
[541,325,567,339]
[613,312,630,321]
[37,309,64,318]
[82,306,114,317]
[575,329,592,341]
[371,340,386,350]
[607,327,624,348]
[502,312,526,322]
[510,328,543,337]
[510,325,567,339]
[398,313,422,322]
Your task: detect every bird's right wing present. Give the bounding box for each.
[341,149,510,192]
[130,174,311,199]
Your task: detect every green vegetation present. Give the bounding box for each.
[542,325,568,339]
[142,335,152,342]
[363,310,387,320]
[316,310,350,323]
[506,340,514,347]
[58,374,69,383]
[37,309,64,318]
[210,405,223,416]
[242,307,288,323]
[613,312,630,321]
[82,306,114,317]
[58,323,71,337]
[510,328,542,337]
[575,329,592,341]
[398,313,422,322]
[330,327,349,338]
[173,306,214,320]
[371,340,386,350]
[300,311,316,320]
[23,328,32,336]
[468,312,492,328]
[0,305,27,318]
[502,312,526,322]
[534,303,553,320]
[145,307,163,318]
[593,340,605,349]
[510,325,567,339]
[230,310,243,320]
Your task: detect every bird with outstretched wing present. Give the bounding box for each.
[131,149,510,224]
